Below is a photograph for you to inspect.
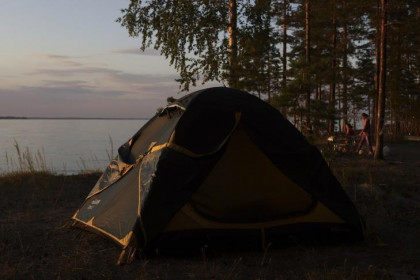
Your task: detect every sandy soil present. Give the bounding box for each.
[1,141,419,279]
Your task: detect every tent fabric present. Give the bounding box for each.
[72,87,364,254]
[189,123,316,222]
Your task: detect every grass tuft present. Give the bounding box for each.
[2,140,111,175]
[2,140,51,175]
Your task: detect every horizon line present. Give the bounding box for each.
[0,116,150,120]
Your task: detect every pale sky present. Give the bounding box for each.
[0,0,221,118]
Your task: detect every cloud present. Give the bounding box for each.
[0,78,223,118]
[30,66,179,91]
[36,53,86,67]
[30,67,113,77]
[38,54,71,59]
[2,51,222,118]
[0,75,16,79]
[37,54,90,60]
[106,71,178,85]
[18,84,127,98]
[31,52,179,89]
[0,67,182,117]
[110,48,161,56]
[42,79,92,88]
[0,87,164,118]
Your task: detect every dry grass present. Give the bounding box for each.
[3,140,104,175]
[4,140,49,174]
[1,141,419,279]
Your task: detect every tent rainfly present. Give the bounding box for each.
[71,87,364,264]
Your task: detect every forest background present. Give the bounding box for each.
[119,0,419,159]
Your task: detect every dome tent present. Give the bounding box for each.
[71,87,364,263]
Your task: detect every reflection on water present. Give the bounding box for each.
[0,119,148,174]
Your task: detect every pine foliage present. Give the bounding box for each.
[119,0,420,137]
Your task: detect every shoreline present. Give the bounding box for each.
[0,117,149,120]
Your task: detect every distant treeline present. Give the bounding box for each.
[0,116,28,119]
[0,117,149,120]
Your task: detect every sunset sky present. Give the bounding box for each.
[0,0,220,118]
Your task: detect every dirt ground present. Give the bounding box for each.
[1,141,419,280]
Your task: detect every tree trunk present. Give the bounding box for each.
[342,2,349,132]
[267,53,272,102]
[228,0,238,88]
[328,1,337,133]
[266,0,272,102]
[338,85,342,132]
[394,28,402,138]
[282,0,288,90]
[374,0,387,160]
[305,0,311,128]
[372,0,381,138]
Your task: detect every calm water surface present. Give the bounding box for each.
[0,119,148,174]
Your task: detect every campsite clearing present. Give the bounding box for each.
[72,88,364,254]
[1,141,419,279]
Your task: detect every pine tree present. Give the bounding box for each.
[238,0,282,100]
[386,0,420,137]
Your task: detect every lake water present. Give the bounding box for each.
[0,119,148,174]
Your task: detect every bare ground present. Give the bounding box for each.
[1,141,419,280]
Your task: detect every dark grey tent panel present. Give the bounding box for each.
[72,87,364,260]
